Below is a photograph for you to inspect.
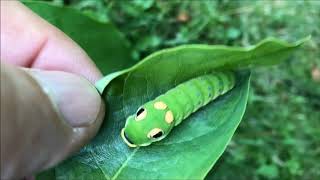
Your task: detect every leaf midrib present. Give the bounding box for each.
[111,148,139,180]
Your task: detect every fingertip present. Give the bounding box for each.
[1,1,103,83]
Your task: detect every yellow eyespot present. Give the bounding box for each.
[147,128,164,139]
[135,107,147,121]
[165,110,174,124]
[154,101,167,110]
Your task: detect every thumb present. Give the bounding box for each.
[0,63,105,179]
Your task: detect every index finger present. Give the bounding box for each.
[0,1,102,83]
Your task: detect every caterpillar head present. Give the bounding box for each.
[121,101,175,147]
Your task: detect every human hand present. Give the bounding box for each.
[0,1,105,179]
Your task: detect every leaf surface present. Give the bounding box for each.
[48,38,307,179]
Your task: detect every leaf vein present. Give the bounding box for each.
[89,150,111,180]
[111,148,139,180]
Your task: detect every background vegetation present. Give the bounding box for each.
[46,0,320,179]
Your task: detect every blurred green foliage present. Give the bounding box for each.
[47,0,320,179]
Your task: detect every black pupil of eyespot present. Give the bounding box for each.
[136,108,145,116]
[153,131,163,139]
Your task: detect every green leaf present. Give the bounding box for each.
[53,73,250,180]
[23,1,133,75]
[44,38,306,179]
[96,37,309,94]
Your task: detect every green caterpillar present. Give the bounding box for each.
[121,71,236,147]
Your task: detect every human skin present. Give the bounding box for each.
[0,1,105,179]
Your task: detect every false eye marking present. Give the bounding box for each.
[147,128,164,139]
[165,110,174,124]
[135,107,147,121]
[154,101,167,110]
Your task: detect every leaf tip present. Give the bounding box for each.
[294,35,311,46]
